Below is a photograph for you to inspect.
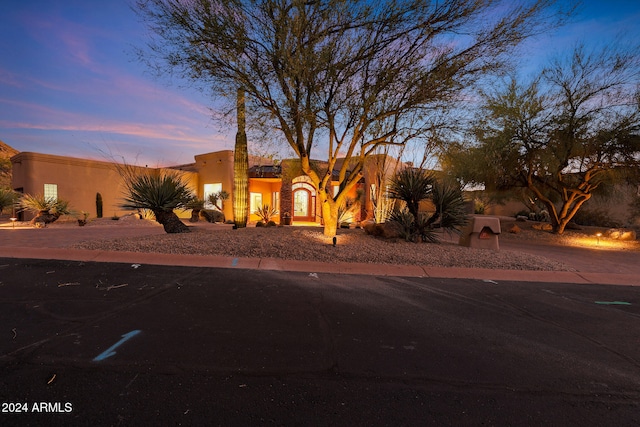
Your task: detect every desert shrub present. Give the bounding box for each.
[572,208,621,228]
[515,209,548,222]
[201,209,225,223]
[629,196,640,224]
[388,207,416,242]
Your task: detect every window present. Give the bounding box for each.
[250,192,262,213]
[203,183,222,209]
[44,184,58,201]
[272,191,280,211]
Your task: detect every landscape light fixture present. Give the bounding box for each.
[596,232,602,245]
[10,217,17,229]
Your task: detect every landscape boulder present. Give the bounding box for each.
[363,221,402,239]
[509,224,521,234]
[532,223,553,231]
[605,228,637,241]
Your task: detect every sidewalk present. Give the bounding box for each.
[1,221,639,286]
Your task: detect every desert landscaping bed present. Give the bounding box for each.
[65,218,599,271]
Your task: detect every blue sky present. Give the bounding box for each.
[1,0,639,167]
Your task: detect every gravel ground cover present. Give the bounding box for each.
[65,218,603,271]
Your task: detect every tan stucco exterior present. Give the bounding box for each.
[11,152,198,221]
[10,149,403,225]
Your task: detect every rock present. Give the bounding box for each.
[363,222,381,236]
[363,222,401,239]
[120,213,140,222]
[532,223,553,231]
[605,228,637,241]
[509,224,521,234]
[516,216,528,222]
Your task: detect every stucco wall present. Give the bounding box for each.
[193,151,234,220]
[11,152,198,221]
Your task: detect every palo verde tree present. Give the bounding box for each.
[135,0,568,236]
[444,45,640,234]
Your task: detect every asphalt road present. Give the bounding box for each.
[1,258,639,426]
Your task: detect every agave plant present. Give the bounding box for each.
[254,204,278,223]
[120,170,193,233]
[19,194,72,225]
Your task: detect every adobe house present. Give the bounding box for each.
[11,150,402,225]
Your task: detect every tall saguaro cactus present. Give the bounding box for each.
[233,87,249,228]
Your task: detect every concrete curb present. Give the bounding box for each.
[1,247,638,286]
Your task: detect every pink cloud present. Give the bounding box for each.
[0,98,226,146]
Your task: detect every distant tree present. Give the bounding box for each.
[135,0,567,236]
[444,45,640,234]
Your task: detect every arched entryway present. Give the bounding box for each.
[291,179,316,222]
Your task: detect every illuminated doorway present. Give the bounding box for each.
[292,180,316,222]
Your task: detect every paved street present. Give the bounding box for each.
[1,259,639,426]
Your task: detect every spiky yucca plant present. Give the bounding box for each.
[120,170,193,233]
[186,198,205,222]
[387,168,434,219]
[431,180,468,233]
[388,169,468,242]
[0,188,18,214]
[20,194,71,225]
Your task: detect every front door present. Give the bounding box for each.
[293,188,312,221]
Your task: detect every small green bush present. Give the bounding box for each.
[201,209,225,223]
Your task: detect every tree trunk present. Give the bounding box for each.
[31,210,60,225]
[189,209,201,223]
[233,87,249,228]
[154,210,190,233]
[321,195,339,237]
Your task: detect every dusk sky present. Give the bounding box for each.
[1,1,639,167]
